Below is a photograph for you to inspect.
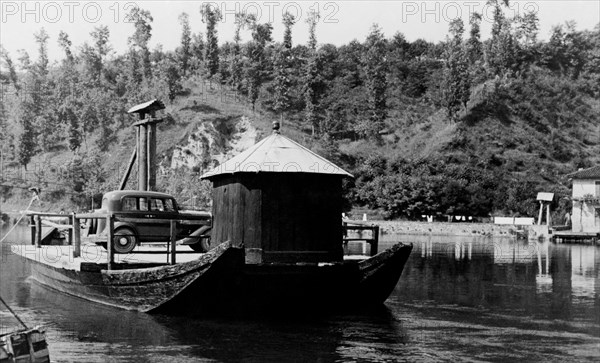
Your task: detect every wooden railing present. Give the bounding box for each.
[342,221,380,256]
[27,212,199,271]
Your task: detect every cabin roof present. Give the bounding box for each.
[201,132,353,179]
[569,166,600,180]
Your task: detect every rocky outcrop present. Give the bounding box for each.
[170,116,258,173]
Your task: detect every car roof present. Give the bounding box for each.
[103,190,176,200]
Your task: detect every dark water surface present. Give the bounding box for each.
[1,228,599,362]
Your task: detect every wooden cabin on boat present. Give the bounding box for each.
[570,166,600,233]
[201,122,353,264]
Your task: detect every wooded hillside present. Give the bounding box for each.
[1,1,599,221]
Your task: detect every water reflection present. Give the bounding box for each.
[387,235,600,330]
[1,227,599,362]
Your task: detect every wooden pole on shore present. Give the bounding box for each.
[170,220,176,265]
[73,214,81,258]
[138,124,148,191]
[119,149,137,190]
[147,121,157,191]
[107,215,114,270]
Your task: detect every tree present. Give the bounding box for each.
[360,24,388,139]
[80,43,101,82]
[125,47,142,94]
[442,18,471,121]
[272,12,296,121]
[229,13,252,89]
[0,99,7,147]
[244,19,273,109]
[544,21,589,79]
[200,4,222,81]
[485,0,517,76]
[303,10,321,134]
[34,28,49,77]
[178,13,192,76]
[0,46,20,93]
[282,11,296,49]
[90,25,111,81]
[466,13,483,64]
[157,54,182,102]
[57,31,74,64]
[18,112,36,167]
[272,44,293,121]
[128,7,153,79]
[190,32,204,73]
[514,10,540,70]
[65,106,81,152]
[307,10,318,51]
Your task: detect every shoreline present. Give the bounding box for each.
[354,220,522,237]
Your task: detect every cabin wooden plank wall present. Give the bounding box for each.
[211,174,343,264]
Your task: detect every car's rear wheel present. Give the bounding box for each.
[113,227,138,254]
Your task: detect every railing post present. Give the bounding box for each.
[72,213,81,258]
[107,214,114,270]
[30,215,35,245]
[35,215,42,248]
[170,220,176,265]
[68,215,73,245]
[371,226,379,256]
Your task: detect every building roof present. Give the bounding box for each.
[201,129,353,179]
[569,166,600,180]
[103,190,175,200]
[127,99,165,114]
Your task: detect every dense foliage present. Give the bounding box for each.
[1,1,599,220]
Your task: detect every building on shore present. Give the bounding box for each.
[570,166,600,233]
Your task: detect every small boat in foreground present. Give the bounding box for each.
[0,297,50,363]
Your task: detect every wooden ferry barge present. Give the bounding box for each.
[13,101,412,316]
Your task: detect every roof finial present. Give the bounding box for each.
[272,121,280,134]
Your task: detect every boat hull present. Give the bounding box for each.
[18,242,412,316]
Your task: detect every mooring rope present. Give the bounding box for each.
[0,195,39,244]
[0,295,29,330]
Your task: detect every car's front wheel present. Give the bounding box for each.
[113,227,138,254]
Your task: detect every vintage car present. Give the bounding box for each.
[89,190,212,254]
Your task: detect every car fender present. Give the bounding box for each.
[113,221,139,240]
[180,225,212,245]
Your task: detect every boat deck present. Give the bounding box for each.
[11,244,370,271]
[11,244,205,271]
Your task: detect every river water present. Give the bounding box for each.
[1,228,599,362]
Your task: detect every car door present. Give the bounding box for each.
[146,197,175,241]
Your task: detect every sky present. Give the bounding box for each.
[0,0,599,63]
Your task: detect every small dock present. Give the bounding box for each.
[552,230,599,244]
